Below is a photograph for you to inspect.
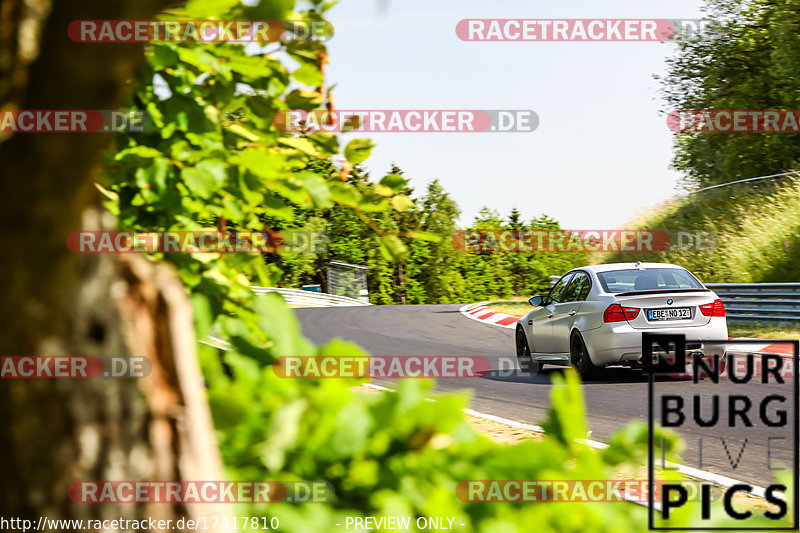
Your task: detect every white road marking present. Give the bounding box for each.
[361,382,777,507]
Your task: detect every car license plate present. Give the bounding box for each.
[647,307,691,321]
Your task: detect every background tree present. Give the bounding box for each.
[660,0,800,188]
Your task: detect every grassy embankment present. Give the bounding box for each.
[487,177,800,338]
[598,175,800,283]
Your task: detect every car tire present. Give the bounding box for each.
[516,327,543,376]
[570,331,600,380]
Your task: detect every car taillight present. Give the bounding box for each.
[604,304,640,322]
[700,298,726,317]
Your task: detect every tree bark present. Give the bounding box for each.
[0,1,232,527]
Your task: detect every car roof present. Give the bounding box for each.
[568,262,687,274]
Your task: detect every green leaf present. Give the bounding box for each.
[230,149,288,180]
[407,230,443,242]
[262,194,295,220]
[293,63,323,87]
[245,94,275,118]
[329,182,363,207]
[150,45,179,70]
[224,55,274,78]
[297,172,331,208]
[344,138,375,164]
[181,0,240,18]
[358,198,389,212]
[379,173,408,192]
[115,146,163,161]
[390,194,414,212]
[253,293,315,355]
[256,399,307,471]
[285,89,323,111]
[542,370,587,445]
[378,235,408,261]
[181,159,226,198]
[264,180,314,208]
[307,131,339,155]
[374,185,394,197]
[278,136,319,157]
[330,402,373,456]
[252,262,282,287]
[208,394,250,430]
[190,293,214,339]
[286,40,326,65]
[242,0,295,21]
[94,182,119,202]
[143,158,170,192]
[178,47,232,81]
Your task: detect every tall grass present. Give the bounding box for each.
[597,176,800,282]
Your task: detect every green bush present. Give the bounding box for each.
[204,296,654,531]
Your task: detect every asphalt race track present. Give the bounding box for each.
[296,304,796,488]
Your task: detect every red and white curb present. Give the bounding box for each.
[727,338,795,356]
[459,302,519,329]
[459,303,796,376]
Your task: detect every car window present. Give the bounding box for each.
[563,272,591,302]
[596,268,703,293]
[578,275,592,300]
[654,270,698,289]
[548,273,575,303]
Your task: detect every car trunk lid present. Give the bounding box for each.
[614,289,716,329]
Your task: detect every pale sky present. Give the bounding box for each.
[324,0,706,228]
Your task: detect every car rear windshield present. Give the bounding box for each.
[596,268,704,293]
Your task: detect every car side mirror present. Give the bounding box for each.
[528,295,544,307]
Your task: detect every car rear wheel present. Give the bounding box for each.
[570,332,600,380]
[516,327,543,376]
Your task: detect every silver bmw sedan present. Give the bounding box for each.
[515,262,728,378]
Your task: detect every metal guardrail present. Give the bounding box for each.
[251,286,371,307]
[705,282,800,325]
[690,170,798,194]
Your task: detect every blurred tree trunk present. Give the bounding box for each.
[0,0,231,527]
[396,262,406,304]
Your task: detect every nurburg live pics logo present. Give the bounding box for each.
[643,335,799,530]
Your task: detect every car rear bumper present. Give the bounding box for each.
[582,318,729,366]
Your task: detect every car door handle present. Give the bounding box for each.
[569,310,577,316]
[547,314,554,319]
